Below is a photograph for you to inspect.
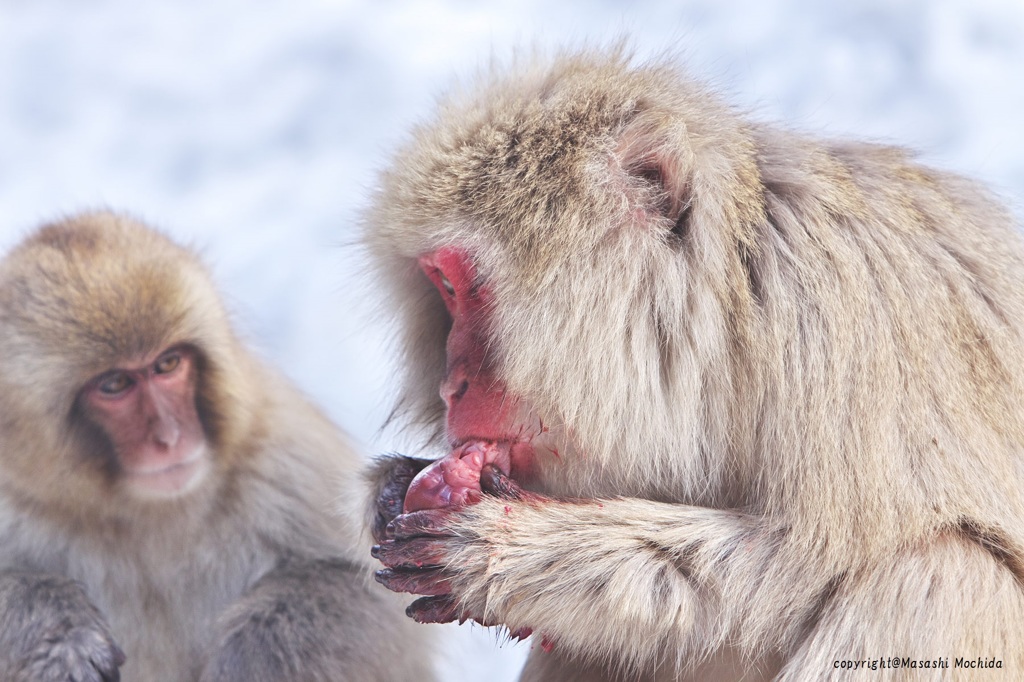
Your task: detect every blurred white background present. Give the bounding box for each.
[1,1,1022,679]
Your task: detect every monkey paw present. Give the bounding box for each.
[2,574,125,682]
[372,465,533,629]
[13,629,125,682]
[0,573,124,679]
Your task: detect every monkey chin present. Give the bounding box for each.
[121,445,211,500]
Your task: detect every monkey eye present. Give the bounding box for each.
[97,372,133,396]
[439,273,456,297]
[153,352,181,375]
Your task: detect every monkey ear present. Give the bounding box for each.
[616,122,693,242]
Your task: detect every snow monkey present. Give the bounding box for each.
[365,49,1024,681]
[0,212,431,682]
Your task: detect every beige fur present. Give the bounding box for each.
[0,212,431,681]
[365,49,1024,680]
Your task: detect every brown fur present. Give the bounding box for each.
[365,49,1024,680]
[0,212,431,681]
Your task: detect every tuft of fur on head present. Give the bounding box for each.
[365,48,1024,560]
[0,211,260,518]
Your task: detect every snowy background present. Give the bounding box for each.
[1,1,1022,679]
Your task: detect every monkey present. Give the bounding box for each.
[363,48,1024,681]
[0,211,432,682]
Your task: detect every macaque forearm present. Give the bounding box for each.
[379,494,815,666]
[464,499,778,658]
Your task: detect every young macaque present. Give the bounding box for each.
[365,49,1024,681]
[0,212,430,682]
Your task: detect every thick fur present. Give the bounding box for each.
[365,49,1024,680]
[0,212,430,681]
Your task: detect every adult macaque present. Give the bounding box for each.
[0,212,429,682]
[365,50,1024,681]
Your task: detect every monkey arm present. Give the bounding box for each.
[0,571,125,682]
[200,557,429,682]
[374,492,822,670]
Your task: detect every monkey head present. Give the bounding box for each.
[367,50,765,505]
[0,212,259,514]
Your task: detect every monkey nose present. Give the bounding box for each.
[153,420,181,447]
[440,371,470,408]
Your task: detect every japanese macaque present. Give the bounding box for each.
[0,212,430,682]
[364,49,1024,681]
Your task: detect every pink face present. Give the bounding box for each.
[403,248,540,512]
[81,346,209,498]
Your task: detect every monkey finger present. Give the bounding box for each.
[406,595,462,624]
[385,509,454,539]
[372,537,451,568]
[480,463,523,499]
[375,567,453,596]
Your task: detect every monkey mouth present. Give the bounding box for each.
[450,438,515,473]
[403,439,516,513]
[123,446,209,497]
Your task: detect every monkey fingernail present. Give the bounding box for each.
[406,595,460,624]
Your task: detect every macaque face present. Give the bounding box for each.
[81,346,209,498]
[403,247,545,512]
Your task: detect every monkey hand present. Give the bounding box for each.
[372,465,544,637]
[366,454,434,543]
[0,572,126,682]
[374,471,781,669]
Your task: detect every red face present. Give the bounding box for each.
[403,248,540,512]
[81,346,209,498]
